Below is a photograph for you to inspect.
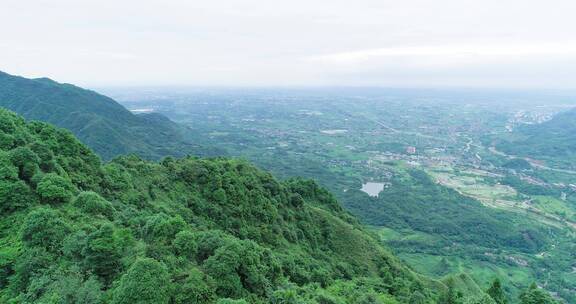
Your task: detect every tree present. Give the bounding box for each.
[271,286,305,304]
[30,141,56,171]
[203,242,244,298]
[464,294,497,304]
[0,110,17,133]
[441,278,463,304]
[73,191,114,218]
[35,272,103,304]
[36,173,74,205]
[519,283,558,304]
[357,292,384,304]
[216,299,249,304]
[0,151,18,180]
[111,258,171,304]
[195,230,234,262]
[9,146,40,181]
[409,291,427,304]
[173,268,215,304]
[9,247,54,294]
[173,230,198,259]
[203,240,277,298]
[487,279,507,304]
[143,213,186,243]
[21,208,69,252]
[0,180,35,213]
[82,224,123,284]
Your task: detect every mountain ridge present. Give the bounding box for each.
[0,108,448,303]
[0,71,213,160]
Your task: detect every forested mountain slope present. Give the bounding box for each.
[0,109,450,303]
[0,71,213,160]
[496,108,576,168]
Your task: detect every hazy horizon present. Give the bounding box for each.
[2,0,576,89]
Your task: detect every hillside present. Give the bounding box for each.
[0,71,216,160]
[343,168,551,252]
[496,108,576,168]
[0,109,451,303]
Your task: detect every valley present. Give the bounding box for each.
[106,87,576,302]
[2,0,575,302]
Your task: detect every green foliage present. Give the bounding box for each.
[502,159,532,170]
[410,291,428,304]
[464,294,497,304]
[73,191,114,218]
[111,258,171,304]
[0,151,18,180]
[143,213,186,243]
[195,230,235,262]
[486,279,507,304]
[82,224,125,284]
[173,268,216,304]
[518,283,559,304]
[173,230,198,259]
[344,168,550,252]
[0,179,35,213]
[500,175,558,197]
[216,299,249,304]
[9,146,39,181]
[496,108,576,169]
[34,272,104,304]
[8,247,54,295]
[0,70,214,160]
[203,239,279,298]
[21,208,69,252]
[36,173,74,205]
[441,278,464,304]
[0,110,441,303]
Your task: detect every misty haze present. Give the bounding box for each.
[1,1,575,304]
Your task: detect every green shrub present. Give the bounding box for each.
[36,173,74,205]
[173,230,198,259]
[0,180,35,213]
[73,191,114,218]
[21,208,69,252]
[173,268,216,304]
[112,258,171,304]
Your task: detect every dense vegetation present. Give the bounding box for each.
[0,71,219,160]
[496,108,576,169]
[0,109,450,303]
[111,87,572,302]
[0,79,563,303]
[343,168,551,253]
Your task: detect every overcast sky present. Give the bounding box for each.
[2,0,576,88]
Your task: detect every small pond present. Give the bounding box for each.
[360,182,384,197]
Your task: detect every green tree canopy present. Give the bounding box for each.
[486,278,507,304]
[21,207,70,252]
[36,173,74,205]
[111,258,171,304]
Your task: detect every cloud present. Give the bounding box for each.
[2,0,576,87]
[308,43,576,65]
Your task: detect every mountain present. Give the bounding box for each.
[496,108,576,168]
[0,71,215,160]
[0,109,454,303]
